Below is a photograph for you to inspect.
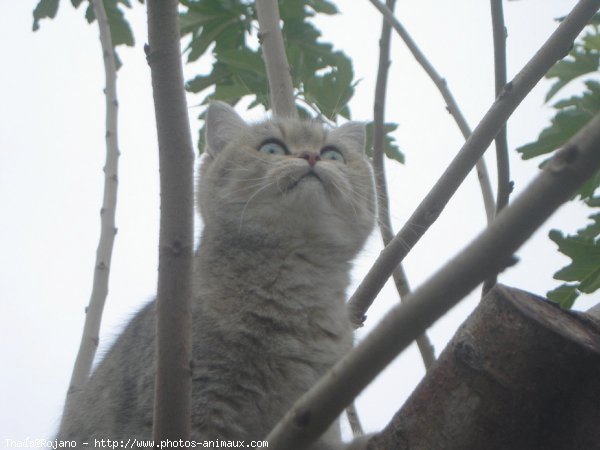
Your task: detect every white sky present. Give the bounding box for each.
[1,0,596,444]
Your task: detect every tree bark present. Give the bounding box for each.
[146,0,195,441]
[368,285,600,450]
[490,0,510,214]
[256,0,297,118]
[60,0,119,428]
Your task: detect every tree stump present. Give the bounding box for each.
[369,284,600,450]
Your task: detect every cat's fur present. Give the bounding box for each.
[58,102,376,449]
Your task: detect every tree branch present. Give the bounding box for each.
[491,0,510,214]
[256,0,297,118]
[146,0,195,441]
[368,0,496,224]
[347,0,600,326]
[483,0,511,294]
[59,0,119,428]
[346,402,364,438]
[370,0,435,369]
[266,111,600,450]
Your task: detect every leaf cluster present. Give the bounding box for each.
[516,15,600,307]
[32,0,142,66]
[182,0,351,118]
[180,0,403,162]
[31,0,403,161]
[547,214,600,308]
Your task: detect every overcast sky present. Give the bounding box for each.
[1,0,595,444]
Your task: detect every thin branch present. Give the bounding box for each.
[256,0,297,119]
[372,0,396,248]
[266,111,600,450]
[368,0,496,224]
[146,0,195,441]
[59,0,119,428]
[346,402,364,438]
[371,0,435,369]
[347,0,600,326]
[484,0,511,294]
[491,0,510,214]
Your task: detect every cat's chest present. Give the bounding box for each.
[193,275,351,366]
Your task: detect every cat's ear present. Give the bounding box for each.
[329,121,366,154]
[205,101,249,156]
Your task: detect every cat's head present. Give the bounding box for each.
[198,101,375,257]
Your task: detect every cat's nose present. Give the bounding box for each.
[299,151,321,167]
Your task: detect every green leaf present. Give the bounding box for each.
[213,20,246,52]
[306,0,339,15]
[517,81,600,160]
[83,0,135,47]
[33,0,136,67]
[179,9,217,36]
[587,197,600,208]
[365,122,405,164]
[218,48,266,77]
[32,0,60,31]
[187,19,237,62]
[578,170,600,201]
[549,226,600,299]
[211,83,254,102]
[579,265,600,293]
[181,0,250,60]
[546,284,579,309]
[517,109,593,159]
[583,33,600,52]
[278,0,309,20]
[85,2,94,22]
[182,0,358,150]
[338,105,351,120]
[577,212,600,239]
[104,0,135,47]
[303,52,355,120]
[545,48,599,101]
[186,72,227,94]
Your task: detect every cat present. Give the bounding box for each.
[58,101,376,449]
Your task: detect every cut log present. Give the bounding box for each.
[368,284,600,450]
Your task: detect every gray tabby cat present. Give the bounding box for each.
[58,101,376,449]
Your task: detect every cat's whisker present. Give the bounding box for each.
[205,174,272,184]
[328,178,360,219]
[237,181,276,234]
[222,180,272,200]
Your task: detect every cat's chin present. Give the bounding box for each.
[286,171,323,191]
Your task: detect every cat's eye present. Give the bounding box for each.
[320,146,345,163]
[258,139,289,156]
